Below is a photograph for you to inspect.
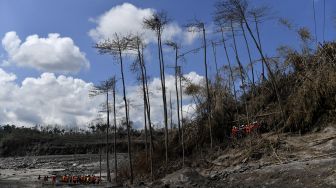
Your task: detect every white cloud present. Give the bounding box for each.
[0,69,100,127]
[0,68,203,129]
[2,31,89,74]
[0,68,16,82]
[89,3,195,45]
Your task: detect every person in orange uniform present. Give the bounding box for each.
[231,126,238,138]
[51,175,56,184]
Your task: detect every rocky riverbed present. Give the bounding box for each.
[0,154,127,187]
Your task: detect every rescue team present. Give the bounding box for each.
[231,121,261,138]
[38,174,101,184]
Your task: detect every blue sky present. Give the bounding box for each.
[0,0,335,128]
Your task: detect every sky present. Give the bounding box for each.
[0,0,335,129]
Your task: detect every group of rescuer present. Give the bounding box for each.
[231,121,261,138]
[39,174,101,184]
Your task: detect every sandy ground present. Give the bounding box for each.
[0,154,127,188]
[156,125,336,188]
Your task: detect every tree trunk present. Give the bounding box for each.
[211,41,220,82]
[157,29,169,165]
[254,16,265,81]
[231,19,250,126]
[169,91,173,131]
[137,41,149,164]
[240,20,255,87]
[106,92,111,182]
[174,48,182,142]
[202,24,213,149]
[179,67,185,167]
[220,28,239,122]
[143,92,149,163]
[118,49,133,184]
[141,44,154,180]
[99,136,102,180]
[113,84,118,183]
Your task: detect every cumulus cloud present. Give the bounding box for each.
[0,68,16,82]
[2,31,89,74]
[0,68,202,129]
[89,3,194,45]
[0,69,99,127]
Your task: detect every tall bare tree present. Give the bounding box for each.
[128,35,154,179]
[144,12,169,164]
[219,27,239,121]
[239,19,255,87]
[178,66,185,167]
[186,21,213,148]
[229,18,250,125]
[90,77,117,182]
[95,34,134,184]
[165,41,182,142]
[112,78,118,183]
[249,6,268,81]
[215,0,286,126]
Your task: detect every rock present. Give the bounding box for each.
[161,167,208,186]
[138,181,145,186]
[17,163,28,168]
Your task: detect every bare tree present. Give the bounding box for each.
[165,41,182,142]
[229,17,250,126]
[178,66,185,167]
[249,6,268,81]
[95,34,134,184]
[215,0,286,126]
[144,12,169,164]
[211,41,220,82]
[90,77,117,183]
[128,35,154,180]
[186,20,213,148]
[112,78,118,183]
[239,19,255,87]
[219,27,239,121]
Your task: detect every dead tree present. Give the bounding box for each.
[165,41,182,142]
[215,0,286,127]
[178,66,185,167]
[229,17,250,125]
[112,78,118,183]
[186,21,213,148]
[211,41,220,82]
[249,6,268,81]
[219,27,239,120]
[90,78,117,183]
[95,34,134,184]
[240,19,255,87]
[128,35,154,180]
[144,12,169,165]
[169,91,173,131]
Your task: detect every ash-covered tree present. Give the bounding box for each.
[186,20,213,148]
[143,12,170,164]
[128,35,155,180]
[214,0,286,127]
[95,34,134,184]
[89,77,117,183]
[165,41,182,144]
